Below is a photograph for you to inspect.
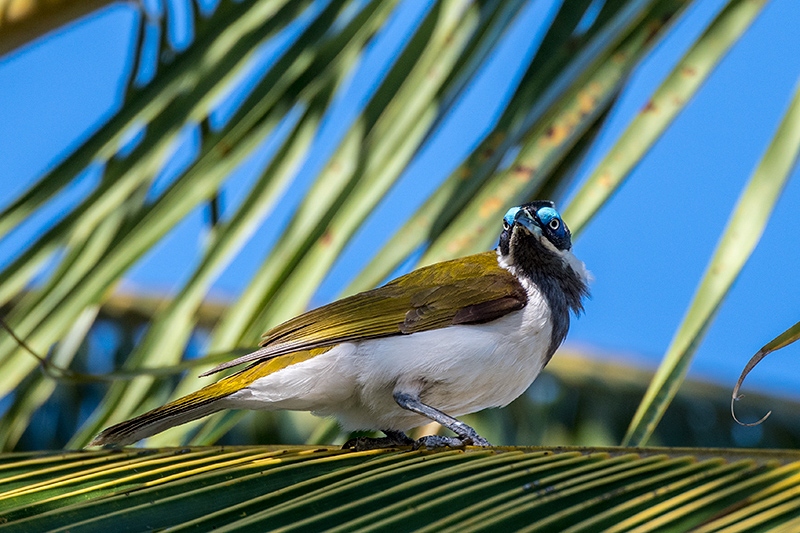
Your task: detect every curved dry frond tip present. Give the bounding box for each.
[623,76,800,447]
[732,320,800,427]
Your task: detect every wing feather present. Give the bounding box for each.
[200,251,526,377]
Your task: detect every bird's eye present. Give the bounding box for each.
[549,218,561,230]
[502,220,510,230]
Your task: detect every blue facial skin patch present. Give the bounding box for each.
[536,207,560,226]
[504,207,520,227]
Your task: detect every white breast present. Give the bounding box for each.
[351,290,552,431]
[226,280,554,433]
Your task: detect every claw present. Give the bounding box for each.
[469,435,492,447]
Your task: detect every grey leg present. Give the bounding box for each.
[393,391,492,449]
[342,429,414,451]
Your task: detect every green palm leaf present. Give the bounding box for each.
[2,445,800,531]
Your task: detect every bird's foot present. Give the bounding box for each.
[412,433,492,450]
[391,392,492,449]
[342,430,413,451]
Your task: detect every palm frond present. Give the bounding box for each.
[2,446,800,531]
[0,0,792,456]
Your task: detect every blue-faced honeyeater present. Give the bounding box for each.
[91,201,590,449]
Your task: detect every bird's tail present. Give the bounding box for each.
[88,382,234,447]
[89,349,322,447]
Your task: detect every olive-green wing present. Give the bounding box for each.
[200,251,526,376]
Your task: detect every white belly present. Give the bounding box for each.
[226,286,553,432]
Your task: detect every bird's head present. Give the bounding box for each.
[499,201,572,256]
[498,201,591,306]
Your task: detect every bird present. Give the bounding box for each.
[90,201,590,449]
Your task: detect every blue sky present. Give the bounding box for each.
[1,0,800,405]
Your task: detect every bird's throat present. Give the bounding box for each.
[498,233,589,361]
